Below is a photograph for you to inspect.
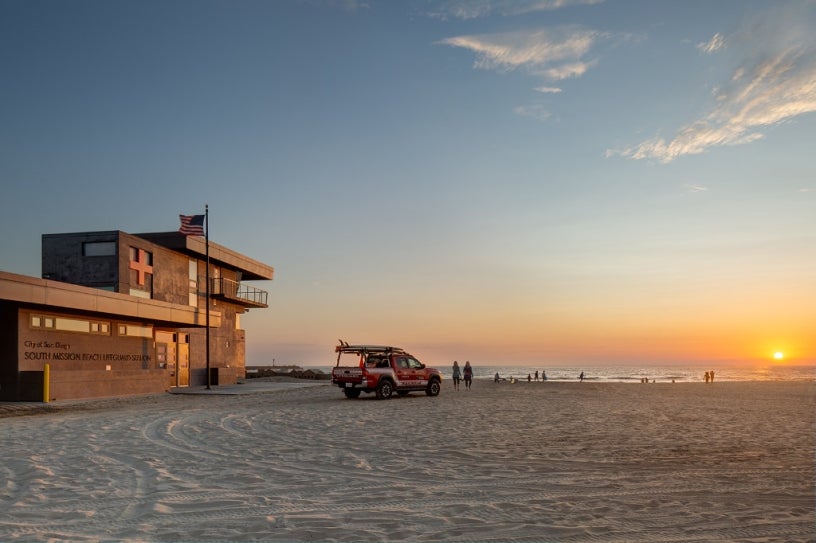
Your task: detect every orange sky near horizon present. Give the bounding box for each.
[254,272,815,366]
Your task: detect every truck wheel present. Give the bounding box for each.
[426,379,441,396]
[375,380,394,400]
[343,388,361,399]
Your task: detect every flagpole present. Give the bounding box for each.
[205,204,211,390]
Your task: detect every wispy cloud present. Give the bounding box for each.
[684,184,709,193]
[438,26,603,81]
[425,0,604,20]
[514,104,552,121]
[697,33,725,54]
[608,7,816,164]
[439,26,605,123]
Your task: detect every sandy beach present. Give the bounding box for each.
[1,380,813,542]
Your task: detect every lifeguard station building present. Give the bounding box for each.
[0,230,273,402]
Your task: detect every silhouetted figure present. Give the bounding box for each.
[710,370,715,383]
[452,361,461,391]
[705,371,710,383]
[534,370,539,381]
[579,372,584,382]
[542,370,547,381]
[463,361,473,390]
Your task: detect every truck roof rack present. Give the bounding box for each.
[335,340,406,355]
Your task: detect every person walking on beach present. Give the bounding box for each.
[463,361,473,390]
[534,370,539,381]
[542,370,547,381]
[579,371,584,382]
[705,371,710,383]
[710,370,715,383]
[452,361,461,391]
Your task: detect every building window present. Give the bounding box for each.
[83,241,116,257]
[118,324,153,338]
[90,322,110,335]
[30,315,56,329]
[189,259,198,307]
[156,343,167,368]
[55,317,90,333]
[29,314,110,335]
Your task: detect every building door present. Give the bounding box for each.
[156,331,179,388]
[177,342,190,387]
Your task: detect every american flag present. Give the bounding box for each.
[179,214,205,236]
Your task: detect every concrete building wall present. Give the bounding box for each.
[184,302,247,385]
[42,231,119,289]
[123,232,190,306]
[43,231,193,305]
[15,307,169,401]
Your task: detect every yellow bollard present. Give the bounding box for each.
[43,363,50,403]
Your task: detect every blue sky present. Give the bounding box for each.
[1,0,814,366]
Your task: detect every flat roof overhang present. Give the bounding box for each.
[0,271,219,328]
[136,232,274,281]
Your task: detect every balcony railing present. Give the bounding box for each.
[210,277,268,308]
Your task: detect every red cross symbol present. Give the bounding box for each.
[129,248,153,286]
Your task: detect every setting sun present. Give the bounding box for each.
[773,352,785,360]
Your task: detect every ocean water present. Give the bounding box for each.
[458,365,816,383]
[305,364,816,383]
